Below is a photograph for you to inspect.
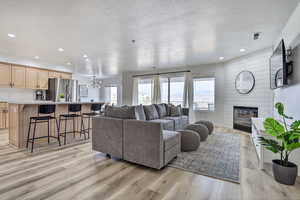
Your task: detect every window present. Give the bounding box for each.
[160,76,184,106]
[138,79,153,105]
[193,77,215,111]
[105,86,118,105]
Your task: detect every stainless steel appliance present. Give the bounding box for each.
[46,78,79,102]
[35,90,45,101]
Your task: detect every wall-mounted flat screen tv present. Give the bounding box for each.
[269,39,289,89]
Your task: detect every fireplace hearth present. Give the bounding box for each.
[233,106,258,133]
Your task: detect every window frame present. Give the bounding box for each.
[192,77,215,112]
[160,75,185,106]
[137,77,153,105]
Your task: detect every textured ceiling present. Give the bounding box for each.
[0,0,299,76]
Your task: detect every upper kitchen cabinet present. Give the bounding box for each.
[0,63,26,88]
[11,65,26,88]
[26,68,49,90]
[37,69,49,90]
[48,71,61,78]
[60,72,72,79]
[26,68,38,89]
[0,63,11,88]
[49,71,72,79]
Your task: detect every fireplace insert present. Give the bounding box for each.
[233,106,258,133]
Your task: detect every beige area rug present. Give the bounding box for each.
[168,132,240,183]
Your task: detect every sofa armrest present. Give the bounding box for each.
[123,120,164,169]
[182,107,189,116]
[92,116,123,158]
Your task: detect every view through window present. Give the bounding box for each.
[160,76,184,106]
[105,86,118,105]
[193,77,215,111]
[138,79,153,105]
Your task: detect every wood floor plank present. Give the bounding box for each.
[0,127,299,200]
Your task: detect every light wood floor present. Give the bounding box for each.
[0,128,299,200]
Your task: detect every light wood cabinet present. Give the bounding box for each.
[49,71,72,80]
[0,63,12,88]
[0,103,8,129]
[0,62,72,90]
[48,71,61,78]
[11,65,26,88]
[61,72,72,79]
[37,70,49,90]
[26,68,49,90]
[26,68,38,89]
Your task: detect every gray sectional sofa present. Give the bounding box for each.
[92,103,188,169]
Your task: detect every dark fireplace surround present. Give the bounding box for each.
[233,106,258,133]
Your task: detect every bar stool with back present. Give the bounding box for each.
[58,104,84,145]
[26,104,61,152]
[81,103,103,139]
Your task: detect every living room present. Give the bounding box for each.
[0,0,300,200]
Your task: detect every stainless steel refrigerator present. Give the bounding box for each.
[46,78,79,102]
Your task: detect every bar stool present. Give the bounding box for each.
[58,104,83,145]
[81,103,103,139]
[26,104,61,152]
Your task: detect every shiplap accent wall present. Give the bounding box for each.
[223,48,274,128]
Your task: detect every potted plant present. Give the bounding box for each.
[259,102,300,185]
[59,94,65,102]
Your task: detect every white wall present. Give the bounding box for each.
[72,74,100,102]
[223,48,274,128]
[99,75,123,105]
[273,2,300,122]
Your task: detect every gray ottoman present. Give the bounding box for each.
[178,130,200,152]
[195,120,214,135]
[184,124,209,141]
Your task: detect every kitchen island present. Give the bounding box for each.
[8,101,104,148]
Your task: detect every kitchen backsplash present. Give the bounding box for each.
[0,88,35,102]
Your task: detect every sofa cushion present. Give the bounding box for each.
[134,104,146,120]
[105,105,136,119]
[163,115,189,130]
[144,105,159,120]
[170,105,182,116]
[163,130,181,151]
[155,104,167,118]
[150,119,174,131]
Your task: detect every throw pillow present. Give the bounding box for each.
[143,105,159,120]
[155,103,167,118]
[105,105,136,119]
[135,104,146,120]
[170,105,182,117]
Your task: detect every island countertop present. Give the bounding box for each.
[7,102,103,149]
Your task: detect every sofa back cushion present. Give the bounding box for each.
[155,104,167,118]
[143,105,159,120]
[105,105,136,119]
[169,105,182,117]
[135,104,146,120]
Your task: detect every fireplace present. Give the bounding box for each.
[233,106,258,133]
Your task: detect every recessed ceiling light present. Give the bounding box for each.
[8,33,16,38]
[240,48,246,52]
[67,62,72,65]
[219,57,224,60]
[58,48,64,52]
[83,54,88,58]
[85,58,89,61]
[34,56,40,59]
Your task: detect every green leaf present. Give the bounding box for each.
[259,137,283,153]
[263,118,285,137]
[286,143,300,152]
[275,102,284,116]
[275,102,293,119]
[291,120,300,130]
